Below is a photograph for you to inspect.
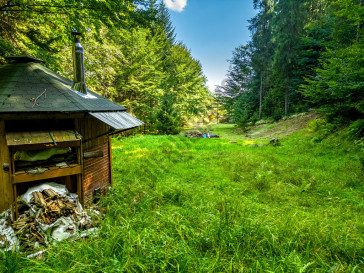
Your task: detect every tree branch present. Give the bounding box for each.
[0,1,17,11]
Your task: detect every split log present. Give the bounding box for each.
[43,189,58,199]
[32,192,47,207]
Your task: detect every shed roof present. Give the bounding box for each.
[90,112,144,130]
[0,62,126,113]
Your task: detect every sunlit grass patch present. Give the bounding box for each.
[3,124,363,272]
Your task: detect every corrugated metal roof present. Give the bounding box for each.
[90,112,144,130]
[0,62,126,113]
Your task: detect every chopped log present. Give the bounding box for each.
[43,189,58,199]
[57,199,65,209]
[83,151,104,159]
[32,191,47,207]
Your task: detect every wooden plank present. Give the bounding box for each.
[10,140,80,151]
[83,151,104,159]
[6,130,80,146]
[108,136,113,187]
[12,165,82,184]
[0,120,13,212]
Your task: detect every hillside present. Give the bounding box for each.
[188,111,321,142]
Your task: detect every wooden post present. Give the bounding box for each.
[74,119,84,206]
[76,144,84,206]
[12,184,18,221]
[108,135,113,187]
[0,120,13,213]
[0,122,4,212]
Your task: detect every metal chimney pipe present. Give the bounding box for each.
[71,32,87,94]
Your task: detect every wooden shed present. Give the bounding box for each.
[0,37,143,216]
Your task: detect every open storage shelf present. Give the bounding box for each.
[6,130,84,219]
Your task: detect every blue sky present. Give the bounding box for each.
[165,0,256,91]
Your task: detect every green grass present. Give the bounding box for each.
[1,124,364,272]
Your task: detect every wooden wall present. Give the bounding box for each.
[76,116,112,203]
[75,116,110,150]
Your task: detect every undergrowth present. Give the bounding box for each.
[1,124,363,272]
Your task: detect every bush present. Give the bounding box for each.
[347,119,364,140]
[307,118,337,142]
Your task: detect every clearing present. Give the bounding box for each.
[2,113,363,272]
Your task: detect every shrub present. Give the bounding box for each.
[347,119,364,140]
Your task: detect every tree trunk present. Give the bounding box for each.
[217,102,219,124]
[259,74,263,119]
[357,0,363,42]
[285,85,289,116]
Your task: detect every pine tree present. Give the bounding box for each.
[271,0,310,117]
[249,0,276,118]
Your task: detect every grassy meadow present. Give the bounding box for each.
[1,119,364,272]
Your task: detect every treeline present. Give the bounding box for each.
[0,0,211,134]
[217,0,364,129]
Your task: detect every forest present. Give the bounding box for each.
[1,0,363,136]
[0,0,211,134]
[217,0,363,137]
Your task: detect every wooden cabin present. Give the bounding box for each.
[0,37,143,215]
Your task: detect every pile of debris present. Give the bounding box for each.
[0,183,99,252]
[185,131,219,138]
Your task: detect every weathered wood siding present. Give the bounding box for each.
[76,116,112,203]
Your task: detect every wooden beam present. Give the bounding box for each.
[12,165,82,184]
[83,151,104,159]
[10,140,80,151]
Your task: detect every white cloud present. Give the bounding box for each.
[164,0,187,12]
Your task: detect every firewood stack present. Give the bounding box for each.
[0,184,101,252]
[30,189,80,225]
[11,215,46,249]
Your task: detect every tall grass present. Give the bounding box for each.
[1,126,363,272]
